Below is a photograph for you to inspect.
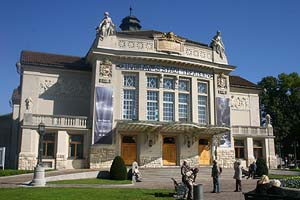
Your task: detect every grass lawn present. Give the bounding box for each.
[0,188,174,200]
[48,178,132,184]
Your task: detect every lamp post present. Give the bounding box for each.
[31,122,46,186]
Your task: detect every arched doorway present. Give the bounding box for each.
[121,136,137,165]
[198,138,211,165]
[163,137,176,166]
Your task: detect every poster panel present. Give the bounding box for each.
[216,97,230,127]
[94,87,113,144]
[219,131,231,148]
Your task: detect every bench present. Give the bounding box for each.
[244,189,300,200]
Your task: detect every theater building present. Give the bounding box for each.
[4,12,277,170]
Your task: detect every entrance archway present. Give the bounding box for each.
[198,138,211,165]
[121,136,137,165]
[163,137,176,165]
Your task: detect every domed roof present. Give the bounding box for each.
[119,7,142,31]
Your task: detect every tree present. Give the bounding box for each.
[258,72,300,158]
[256,157,269,177]
[110,156,127,180]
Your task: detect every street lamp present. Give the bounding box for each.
[37,122,45,166]
[31,122,46,186]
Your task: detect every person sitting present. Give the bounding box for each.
[247,161,257,179]
[255,175,272,194]
[266,179,287,196]
[133,166,142,182]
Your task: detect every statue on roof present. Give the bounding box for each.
[96,12,115,39]
[210,31,225,59]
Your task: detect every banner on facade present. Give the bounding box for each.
[0,147,5,170]
[216,97,230,127]
[94,87,113,144]
[219,131,231,148]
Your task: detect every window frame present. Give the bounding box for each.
[69,134,84,159]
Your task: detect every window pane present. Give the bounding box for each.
[147,91,159,121]
[198,82,207,94]
[123,90,136,119]
[47,143,55,157]
[234,140,244,147]
[70,143,76,157]
[163,78,174,89]
[123,75,136,87]
[178,80,189,91]
[179,93,189,122]
[198,95,207,124]
[147,77,158,88]
[163,92,174,121]
[76,144,83,159]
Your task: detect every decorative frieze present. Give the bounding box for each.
[118,40,154,51]
[184,47,212,62]
[116,63,213,79]
[231,95,249,110]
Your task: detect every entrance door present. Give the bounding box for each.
[163,137,176,165]
[121,136,137,165]
[198,138,210,165]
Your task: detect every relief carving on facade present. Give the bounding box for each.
[157,32,184,54]
[118,40,153,51]
[230,95,249,110]
[25,97,33,112]
[217,73,228,95]
[39,77,90,98]
[99,58,112,83]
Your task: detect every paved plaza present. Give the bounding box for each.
[0,167,264,200]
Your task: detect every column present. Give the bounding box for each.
[246,137,254,166]
[56,131,68,169]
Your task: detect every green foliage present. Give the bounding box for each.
[109,156,127,180]
[258,72,300,157]
[256,158,269,177]
[0,188,174,200]
[0,169,33,176]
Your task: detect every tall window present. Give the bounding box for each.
[147,91,159,121]
[69,135,83,159]
[43,134,55,159]
[198,82,208,124]
[179,93,189,122]
[178,79,190,122]
[253,140,263,159]
[146,76,159,121]
[163,92,174,121]
[234,139,245,159]
[123,75,137,120]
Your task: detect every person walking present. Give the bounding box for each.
[211,160,221,193]
[233,160,242,192]
[247,161,256,179]
[181,160,193,200]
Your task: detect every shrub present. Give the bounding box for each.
[110,156,127,180]
[256,157,269,177]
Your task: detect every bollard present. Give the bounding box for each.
[193,184,203,200]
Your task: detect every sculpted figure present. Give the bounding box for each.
[25,97,33,111]
[96,12,115,39]
[210,31,225,58]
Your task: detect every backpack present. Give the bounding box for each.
[219,167,223,174]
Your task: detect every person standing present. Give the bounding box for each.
[247,161,257,179]
[233,160,242,192]
[211,160,221,193]
[181,160,193,200]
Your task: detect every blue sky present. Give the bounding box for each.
[0,0,299,114]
